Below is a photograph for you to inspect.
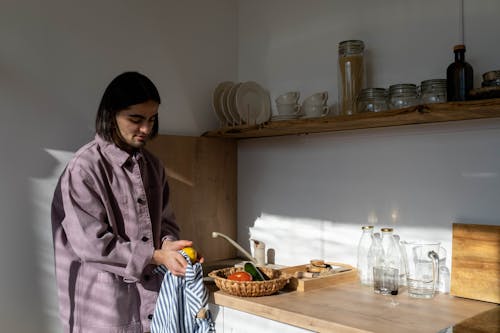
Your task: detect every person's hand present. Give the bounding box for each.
[152,239,192,276]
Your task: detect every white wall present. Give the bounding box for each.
[2,0,499,331]
[236,0,500,267]
[0,1,236,332]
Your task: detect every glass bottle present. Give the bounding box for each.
[446,44,473,101]
[367,232,381,286]
[388,84,419,110]
[373,228,400,295]
[392,234,406,286]
[356,225,374,285]
[420,79,447,104]
[338,40,365,115]
[356,88,388,113]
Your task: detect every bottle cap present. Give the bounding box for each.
[381,227,394,232]
[453,44,466,52]
[362,225,374,230]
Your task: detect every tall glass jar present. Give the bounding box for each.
[338,40,365,115]
[388,83,419,110]
[357,88,388,113]
[420,79,447,104]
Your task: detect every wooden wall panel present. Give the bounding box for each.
[147,135,237,261]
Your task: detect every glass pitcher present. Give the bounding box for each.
[401,241,440,299]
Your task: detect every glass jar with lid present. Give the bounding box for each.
[388,83,419,109]
[338,40,365,115]
[482,70,500,87]
[420,79,447,104]
[357,88,388,113]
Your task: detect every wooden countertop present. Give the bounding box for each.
[211,281,498,333]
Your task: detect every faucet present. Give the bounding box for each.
[211,231,258,264]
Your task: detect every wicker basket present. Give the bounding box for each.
[208,266,289,297]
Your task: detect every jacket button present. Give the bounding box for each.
[141,236,149,242]
[148,314,153,320]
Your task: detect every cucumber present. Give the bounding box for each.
[244,262,269,281]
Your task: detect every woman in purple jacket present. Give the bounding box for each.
[51,72,192,333]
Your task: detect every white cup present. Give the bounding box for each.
[275,91,300,105]
[276,103,301,116]
[303,91,328,106]
[302,104,329,118]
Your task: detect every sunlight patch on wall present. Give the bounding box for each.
[248,213,453,268]
[165,166,194,187]
[30,148,74,333]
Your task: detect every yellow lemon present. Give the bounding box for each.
[183,246,197,263]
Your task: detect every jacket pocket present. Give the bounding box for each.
[76,267,141,329]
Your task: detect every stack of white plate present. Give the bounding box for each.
[212,81,271,126]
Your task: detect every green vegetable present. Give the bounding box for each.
[244,262,269,281]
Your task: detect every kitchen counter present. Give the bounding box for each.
[211,281,498,333]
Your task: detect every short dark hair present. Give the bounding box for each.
[96,71,161,142]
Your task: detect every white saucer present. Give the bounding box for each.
[300,114,328,119]
[271,114,302,121]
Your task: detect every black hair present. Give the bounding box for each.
[95,71,161,142]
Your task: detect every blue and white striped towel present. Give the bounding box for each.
[151,251,216,333]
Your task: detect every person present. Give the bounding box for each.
[51,71,195,333]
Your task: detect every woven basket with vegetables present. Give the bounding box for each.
[208,263,289,297]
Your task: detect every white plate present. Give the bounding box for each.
[220,82,236,125]
[235,81,271,125]
[226,82,243,125]
[212,81,234,125]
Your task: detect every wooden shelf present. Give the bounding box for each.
[203,98,500,139]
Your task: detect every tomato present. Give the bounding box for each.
[227,271,253,281]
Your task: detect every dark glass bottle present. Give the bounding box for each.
[446,44,473,101]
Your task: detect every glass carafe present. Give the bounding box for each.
[401,241,440,298]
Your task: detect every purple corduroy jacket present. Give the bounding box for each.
[51,135,179,333]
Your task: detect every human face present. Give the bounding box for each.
[115,100,159,150]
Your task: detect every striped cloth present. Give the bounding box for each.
[151,251,216,333]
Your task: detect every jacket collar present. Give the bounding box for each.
[95,134,144,168]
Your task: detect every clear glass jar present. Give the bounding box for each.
[388,84,419,109]
[420,79,447,104]
[357,88,388,113]
[338,40,365,115]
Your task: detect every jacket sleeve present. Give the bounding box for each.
[60,167,152,282]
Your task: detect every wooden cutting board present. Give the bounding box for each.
[451,223,500,303]
[280,262,358,292]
